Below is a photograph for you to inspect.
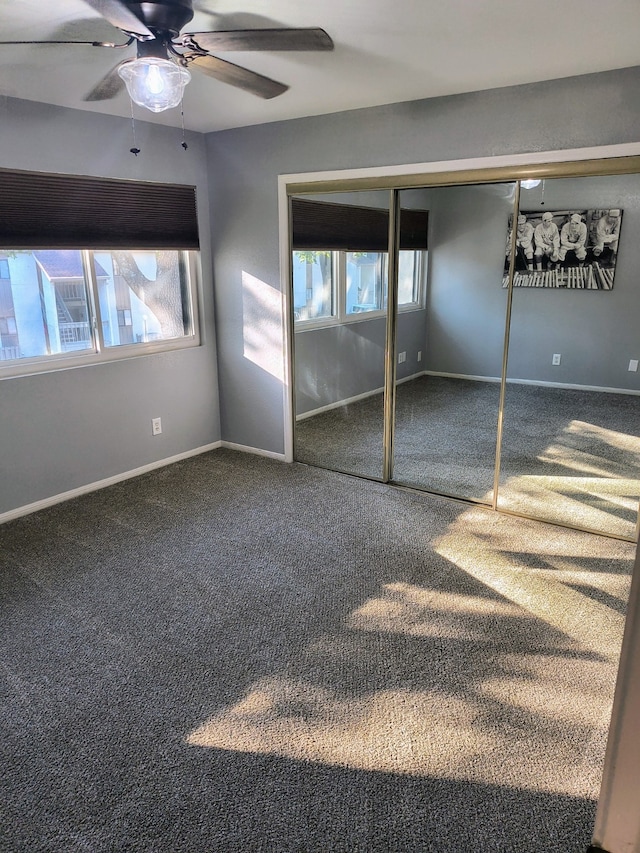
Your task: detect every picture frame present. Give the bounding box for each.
[503,208,623,289]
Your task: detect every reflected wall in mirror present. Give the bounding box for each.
[291,190,391,480]
[392,183,515,503]
[500,174,640,539]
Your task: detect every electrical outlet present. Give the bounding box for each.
[398,351,406,364]
[151,417,162,436]
[417,350,422,362]
[629,359,639,372]
[552,353,561,366]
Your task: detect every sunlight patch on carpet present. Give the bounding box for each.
[347,582,527,639]
[186,672,573,791]
[434,507,626,659]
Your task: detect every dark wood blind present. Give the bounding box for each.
[291,198,428,251]
[0,168,199,250]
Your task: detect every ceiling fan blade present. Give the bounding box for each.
[84,62,127,101]
[187,54,288,99]
[0,39,128,46]
[178,27,333,52]
[81,0,154,40]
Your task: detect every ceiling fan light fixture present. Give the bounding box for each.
[118,56,191,112]
[521,179,542,189]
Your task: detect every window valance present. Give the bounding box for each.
[0,168,199,250]
[291,197,428,251]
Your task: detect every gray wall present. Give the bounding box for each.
[206,66,640,455]
[0,97,220,516]
[420,183,514,379]
[295,310,426,416]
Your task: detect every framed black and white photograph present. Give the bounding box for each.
[503,208,623,289]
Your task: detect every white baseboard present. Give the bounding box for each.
[0,442,222,526]
[425,370,501,383]
[425,370,640,395]
[504,377,640,395]
[297,386,384,421]
[221,440,287,461]
[296,370,427,421]
[397,371,428,386]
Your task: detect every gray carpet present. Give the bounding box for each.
[295,375,640,539]
[0,448,635,852]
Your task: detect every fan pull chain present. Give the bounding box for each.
[180,97,188,151]
[540,179,546,206]
[129,100,141,156]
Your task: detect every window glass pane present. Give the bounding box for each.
[346,252,386,314]
[398,251,419,305]
[292,251,334,322]
[94,251,191,347]
[0,250,93,362]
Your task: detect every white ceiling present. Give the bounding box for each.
[1,0,639,134]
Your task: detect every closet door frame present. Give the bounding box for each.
[282,150,640,542]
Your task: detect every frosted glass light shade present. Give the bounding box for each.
[520,179,542,189]
[118,57,191,113]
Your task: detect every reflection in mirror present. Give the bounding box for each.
[499,174,640,539]
[291,190,391,480]
[391,183,516,503]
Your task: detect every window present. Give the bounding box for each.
[94,251,191,347]
[117,309,133,327]
[398,250,423,305]
[0,274,18,358]
[292,251,334,322]
[346,252,385,315]
[0,249,197,375]
[293,249,426,327]
[290,197,428,328]
[0,168,200,375]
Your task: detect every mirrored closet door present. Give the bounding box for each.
[288,161,640,542]
[499,174,640,539]
[391,183,515,504]
[291,190,391,480]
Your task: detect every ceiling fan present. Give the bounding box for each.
[0,0,334,112]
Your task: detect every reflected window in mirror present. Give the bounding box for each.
[346,252,385,315]
[293,249,427,328]
[292,251,335,323]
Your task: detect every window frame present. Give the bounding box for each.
[0,249,201,379]
[293,248,427,331]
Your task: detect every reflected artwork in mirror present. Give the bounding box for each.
[504,207,623,290]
